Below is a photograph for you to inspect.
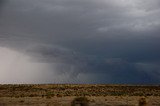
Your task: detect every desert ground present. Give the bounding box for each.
[0,84,160,106]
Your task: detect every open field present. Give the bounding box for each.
[0,84,160,106]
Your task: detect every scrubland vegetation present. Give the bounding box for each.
[0,84,160,106]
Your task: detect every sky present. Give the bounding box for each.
[0,0,160,84]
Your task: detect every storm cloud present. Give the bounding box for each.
[0,0,160,84]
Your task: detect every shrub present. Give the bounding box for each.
[139,97,147,106]
[46,95,51,99]
[71,97,89,106]
[19,100,24,103]
[57,94,63,97]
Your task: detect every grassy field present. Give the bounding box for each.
[0,84,160,106]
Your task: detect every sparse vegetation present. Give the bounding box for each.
[0,84,160,105]
[0,84,160,97]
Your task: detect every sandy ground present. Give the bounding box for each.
[0,96,160,106]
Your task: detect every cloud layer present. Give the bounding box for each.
[0,0,160,84]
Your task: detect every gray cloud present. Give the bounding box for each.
[0,0,160,84]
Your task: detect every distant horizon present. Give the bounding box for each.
[0,0,160,84]
[1,83,160,86]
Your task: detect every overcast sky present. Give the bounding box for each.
[0,0,160,84]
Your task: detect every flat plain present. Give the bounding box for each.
[0,84,160,106]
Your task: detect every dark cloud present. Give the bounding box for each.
[0,0,6,10]
[0,0,160,84]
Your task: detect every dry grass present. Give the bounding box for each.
[0,84,160,106]
[0,84,160,97]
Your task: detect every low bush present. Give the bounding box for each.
[71,96,89,106]
[139,97,147,106]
